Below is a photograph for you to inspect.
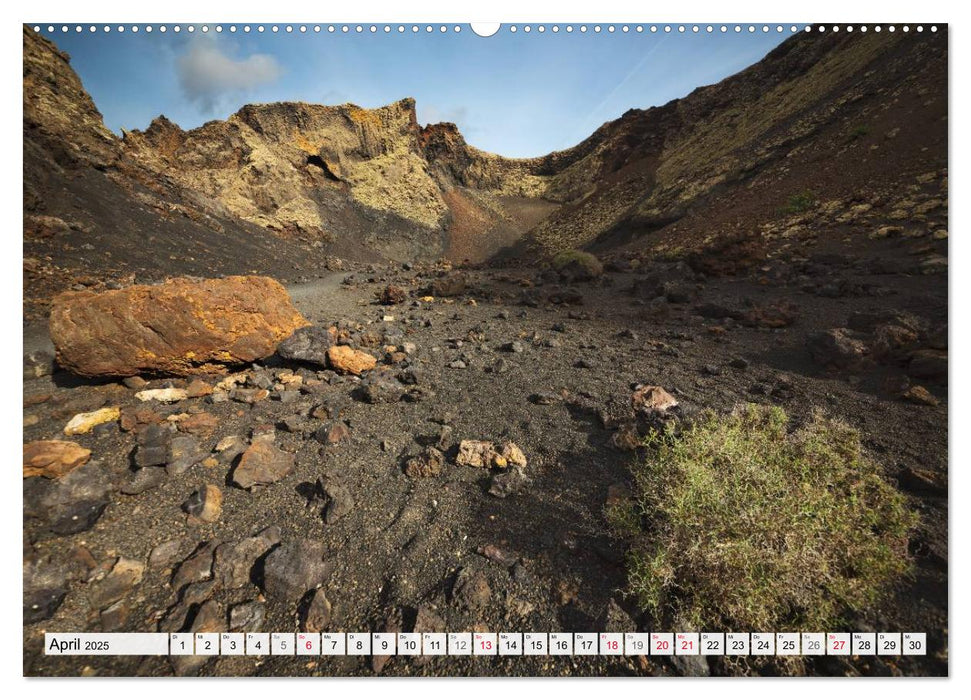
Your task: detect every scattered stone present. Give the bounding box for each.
[183,484,223,523]
[23,555,83,623]
[488,467,529,498]
[171,542,218,591]
[229,600,266,632]
[63,406,120,435]
[120,467,167,495]
[499,442,527,469]
[611,425,641,451]
[23,461,112,535]
[231,387,269,404]
[166,435,206,476]
[119,406,163,432]
[135,388,188,403]
[503,341,525,353]
[23,350,55,380]
[213,526,281,589]
[278,325,337,366]
[99,599,131,631]
[178,411,219,436]
[135,423,173,468]
[49,275,308,377]
[451,568,491,611]
[414,604,446,634]
[214,435,247,464]
[477,544,517,567]
[320,481,354,524]
[122,376,148,390]
[23,440,91,478]
[316,422,351,445]
[360,372,404,403]
[631,385,678,415]
[404,447,445,478]
[89,557,145,611]
[327,345,377,375]
[232,442,294,489]
[456,440,498,468]
[185,379,213,398]
[431,272,467,297]
[262,539,331,602]
[902,385,939,406]
[300,589,332,632]
[148,540,183,569]
[379,285,407,305]
[807,328,869,369]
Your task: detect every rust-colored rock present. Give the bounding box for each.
[23,440,92,478]
[326,345,377,376]
[49,276,309,377]
[631,385,678,415]
[232,441,294,490]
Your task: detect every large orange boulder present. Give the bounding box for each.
[50,276,309,377]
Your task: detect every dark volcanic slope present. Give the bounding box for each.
[508,28,948,260]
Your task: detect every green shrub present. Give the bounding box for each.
[611,403,916,632]
[848,124,870,140]
[780,190,817,215]
[551,249,603,280]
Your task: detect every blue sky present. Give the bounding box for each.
[43,26,789,157]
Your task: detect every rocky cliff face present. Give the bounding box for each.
[23,24,947,311]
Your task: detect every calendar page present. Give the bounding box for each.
[18,0,950,685]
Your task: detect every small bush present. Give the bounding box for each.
[780,190,817,215]
[552,249,603,281]
[611,403,916,632]
[848,124,870,140]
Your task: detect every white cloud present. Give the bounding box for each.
[176,38,282,112]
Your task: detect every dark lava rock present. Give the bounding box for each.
[360,372,404,404]
[213,526,282,589]
[171,541,219,591]
[166,435,205,476]
[229,600,266,632]
[23,461,112,536]
[120,466,167,495]
[488,467,529,499]
[262,539,331,602]
[148,539,183,569]
[277,325,336,366]
[807,328,870,369]
[88,557,145,611]
[134,423,173,468]
[451,568,492,611]
[300,588,332,632]
[23,555,84,623]
[320,481,354,524]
